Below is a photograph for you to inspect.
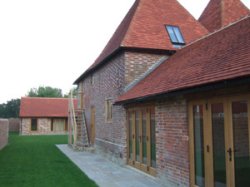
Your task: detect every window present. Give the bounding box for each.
[166,25,185,45]
[51,119,54,131]
[31,118,37,131]
[105,99,112,122]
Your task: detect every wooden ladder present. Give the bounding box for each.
[68,90,89,149]
[75,109,89,148]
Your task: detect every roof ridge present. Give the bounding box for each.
[117,14,250,103]
[221,0,223,28]
[183,15,250,49]
[19,97,76,117]
[94,0,139,60]
[74,0,208,83]
[199,0,250,32]
[22,97,69,100]
[121,0,140,47]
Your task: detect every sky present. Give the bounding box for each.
[0,0,249,104]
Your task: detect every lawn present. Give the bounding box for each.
[0,133,98,187]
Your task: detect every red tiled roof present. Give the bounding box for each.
[199,0,250,32]
[74,0,208,83]
[19,97,77,117]
[117,16,250,103]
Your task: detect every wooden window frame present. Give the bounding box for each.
[31,118,38,131]
[165,25,185,45]
[51,119,54,131]
[105,99,113,123]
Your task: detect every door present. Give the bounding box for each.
[189,95,250,187]
[52,119,66,132]
[90,106,95,145]
[229,98,250,187]
[127,107,156,176]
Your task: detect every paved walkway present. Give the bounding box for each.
[57,145,164,187]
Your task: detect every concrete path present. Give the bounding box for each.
[57,145,164,187]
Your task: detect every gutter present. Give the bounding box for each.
[115,76,250,105]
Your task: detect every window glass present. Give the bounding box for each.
[51,119,54,131]
[105,99,112,122]
[31,118,37,131]
[128,112,133,159]
[211,103,226,187]
[166,25,185,45]
[173,27,185,43]
[142,111,147,164]
[150,111,156,168]
[193,105,205,187]
[135,111,140,162]
[166,26,178,43]
[232,101,250,186]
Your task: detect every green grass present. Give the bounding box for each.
[0,133,98,187]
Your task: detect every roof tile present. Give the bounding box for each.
[19,97,77,117]
[199,0,250,32]
[117,16,250,103]
[74,0,208,83]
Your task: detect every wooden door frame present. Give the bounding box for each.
[126,106,156,176]
[90,106,96,145]
[189,93,250,187]
[189,100,207,187]
[227,95,250,187]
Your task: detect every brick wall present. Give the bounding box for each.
[21,118,67,135]
[9,118,20,132]
[0,119,9,150]
[80,50,167,164]
[124,51,166,85]
[81,52,127,164]
[155,97,189,187]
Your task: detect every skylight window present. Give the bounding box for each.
[166,25,185,45]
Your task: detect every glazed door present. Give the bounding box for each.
[189,102,206,187]
[127,107,156,175]
[228,98,250,187]
[189,95,250,187]
[210,102,226,187]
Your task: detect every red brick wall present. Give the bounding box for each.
[79,50,167,163]
[0,119,9,150]
[155,97,189,186]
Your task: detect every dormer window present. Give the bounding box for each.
[166,25,185,46]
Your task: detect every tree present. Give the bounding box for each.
[27,86,63,98]
[0,99,20,118]
[63,87,77,98]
